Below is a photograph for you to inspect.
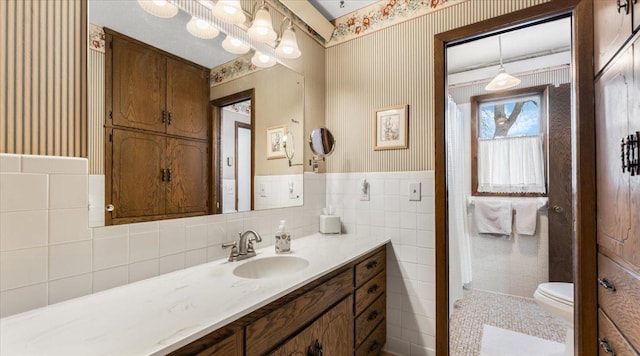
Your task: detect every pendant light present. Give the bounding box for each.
[248,2,277,44]
[186,17,220,39]
[212,0,246,25]
[137,0,179,18]
[251,51,276,68]
[222,35,250,54]
[485,36,521,91]
[275,19,301,59]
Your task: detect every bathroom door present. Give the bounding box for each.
[547,83,573,283]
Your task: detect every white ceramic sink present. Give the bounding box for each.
[232,256,310,279]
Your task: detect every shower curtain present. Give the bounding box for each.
[446,96,473,313]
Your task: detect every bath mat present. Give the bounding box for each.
[480,324,565,356]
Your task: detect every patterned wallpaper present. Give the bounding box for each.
[327,0,468,46]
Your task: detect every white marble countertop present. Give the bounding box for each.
[0,233,390,355]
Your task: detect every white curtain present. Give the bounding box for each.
[446,96,473,314]
[477,135,546,194]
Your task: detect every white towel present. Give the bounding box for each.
[513,201,538,235]
[474,200,512,235]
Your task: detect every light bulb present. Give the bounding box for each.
[138,0,179,18]
[251,51,276,68]
[275,25,301,59]
[152,0,167,6]
[248,6,277,43]
[221,35,250,54]
[212,0,246,24]
[223,4,237,14]
[186,17,219,39]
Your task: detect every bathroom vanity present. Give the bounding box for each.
[0,234,389,355]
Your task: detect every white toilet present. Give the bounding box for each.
[534,282,574,356]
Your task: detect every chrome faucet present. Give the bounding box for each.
[221,230,262,262]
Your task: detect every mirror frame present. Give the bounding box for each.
[433,0,596,355]
[308,127,335,158]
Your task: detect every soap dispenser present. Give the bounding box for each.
[275,220,291,253]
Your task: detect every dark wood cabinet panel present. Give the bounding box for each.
[594,0,633,74]
[355,271,385,316]
[598,254,640,351]
[111,129,166,219]
[110,34,165,133]
[355,294,385,348]
[595,47,632,257]
[356,322,386,356]
[598,309,638,356]
[271,296,353,356]
[355,249,385,287]
[245,269,353,356]
[166,138,209,215]
[166,58,209,140]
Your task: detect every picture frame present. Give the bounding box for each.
[266,125,287,159]
[374,104,409,150]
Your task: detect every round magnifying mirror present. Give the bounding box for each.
[309,128,335,157]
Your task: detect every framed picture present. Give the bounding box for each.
[374,104,409,150]
[266,125,287,159]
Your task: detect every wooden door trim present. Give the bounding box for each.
[235,122,252,212]
[433,0,596,355]
[211,89,256,214]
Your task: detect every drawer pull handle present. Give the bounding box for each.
[367,310,379,321]
[599,338,615,355]
[617,0,630,14]
[367,285,379,294]
[368,341,380,353]
[366,261,378,270]
[598,278,617,292]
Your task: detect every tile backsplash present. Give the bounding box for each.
[325,171,436,356]
[0,153,325,317]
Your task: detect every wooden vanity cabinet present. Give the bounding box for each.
[172,245,388,356]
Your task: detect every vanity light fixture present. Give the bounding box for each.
[275,18,301,59]
[212,0,246,25]
[248,1,277,44]
[186,17,220,39]
[251,50,277,68]
[485,36,521,91]
[137,0,179,18]
[222,35,250,54]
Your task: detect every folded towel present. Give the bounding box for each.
[474,200,512,235]
[513,201,538,235]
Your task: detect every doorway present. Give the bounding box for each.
[211,89,255,214]
[433,1,597,355]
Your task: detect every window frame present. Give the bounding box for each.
[470,85,549,197]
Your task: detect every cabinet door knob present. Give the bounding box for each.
[366,260,378,270]
[161,168,166,182]
[167,168,172,182]
[105,204,115,212]
[598,338,615,355]
[598,278,616,292]
[617,0,630,14]
[367,284,379,294]
[551,205,564,213]
[367,310,379,321]
[368,341,380,353]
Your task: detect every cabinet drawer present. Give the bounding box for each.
[598,253,640,351]
[356,321,386,356]
[246,269,353,355]
[355,271,385,316]
[355,294,386,348]
[355,249,386,287]
[598,309,639,356]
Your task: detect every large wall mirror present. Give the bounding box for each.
[87,0,304,227]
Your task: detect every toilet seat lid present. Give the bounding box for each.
[537,282,573,305]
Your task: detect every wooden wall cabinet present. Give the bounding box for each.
[109,129,208,224]
[594,0,637,75]
[105,29,211,225]
[172,245,388,356]
[595,26,640,356]
[108,30,209,140]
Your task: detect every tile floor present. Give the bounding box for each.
[449,289,566,356]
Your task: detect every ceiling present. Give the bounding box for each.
[89,0,238,68]
[307,0,379,21]
[447,17,571,84]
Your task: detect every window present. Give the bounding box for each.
[471,87,547,196]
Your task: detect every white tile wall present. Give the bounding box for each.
[0,154,325,317]
[254,174,304,210]
[325,171,436,356]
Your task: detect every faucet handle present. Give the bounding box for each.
[222,241,237,249]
